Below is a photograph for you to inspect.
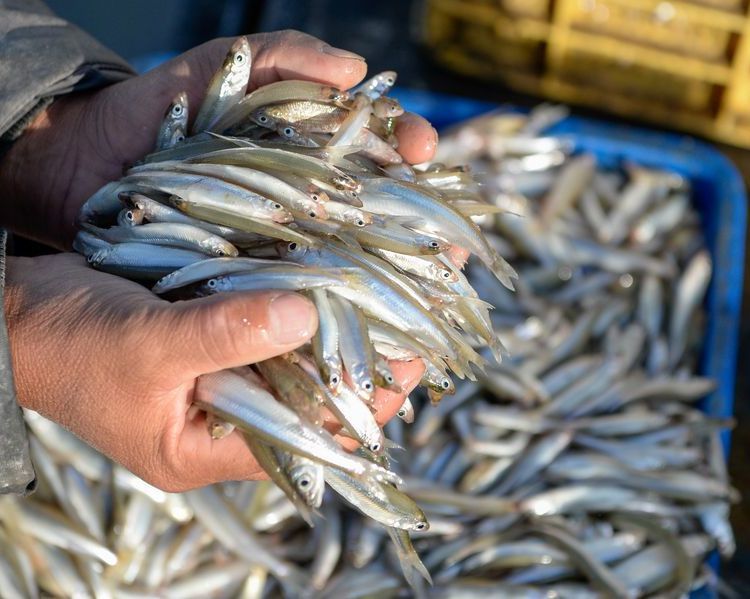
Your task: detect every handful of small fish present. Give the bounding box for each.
[0,37,519,598]
[0,42,735,599]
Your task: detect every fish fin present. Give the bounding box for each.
[488,337,507,365]
[488,250,518,290]
[460,296,496,310]
[385,216,426,230]
[456,203,507,216]
[334,231,364,250]
[444,358,467,380]
[386,528,433,589]
[204,131,257,147]
[384,439,405,452]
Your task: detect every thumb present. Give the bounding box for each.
[166,290,318,376]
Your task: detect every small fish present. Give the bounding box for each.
[82,222,238,257]
[192,37,251,133]
[352,71,397,100]
[156,92,189,151]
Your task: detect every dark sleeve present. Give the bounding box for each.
[0,230,35,495]
[0,0,135,140]
[0,0,135,494]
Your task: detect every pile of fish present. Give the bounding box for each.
[0,42,735,597]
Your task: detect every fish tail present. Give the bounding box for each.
[279,564,313,596]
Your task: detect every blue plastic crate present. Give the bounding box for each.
[397,89,746,598]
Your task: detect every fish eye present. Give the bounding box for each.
[175,135,185,143]
[207,279,217,288]
[386,76,395,85]
[283,127,294,137]
[441,270,451,279]
[330,375,340,385]
[386,374,394,384]
[171,105,183,116]
[398,409,406,417]
[311,194,320,202]
[350,191,359,199]
[299,477,310,488]
[288,242,298,252]
[363,381,373,392]
[428,241,440,249]
[309,211,317,218]
[258,115,268,123]
[234,54,245,64]
[370,442,381,452]
[125,211,134,221]
[356,219,365,227]
[415,522,426,530]
[441,379,450,389]
[273,203,283,210]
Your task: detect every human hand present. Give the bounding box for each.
[5,253,424,491]
[0,30,438,250]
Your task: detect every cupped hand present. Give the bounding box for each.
[5,253,423,491]
[0,30,437,249]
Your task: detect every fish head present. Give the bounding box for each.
[167,92,188,121]
[264,200,294,223]
[417,235,451,255]
[431,263,458,283]
[423,369,455,395]
[204,238,239,257]
[249,107,275,129]
[202,276,232,294]
[363,427,385,455]
[277,241,310,261]
[117,207,144,227]
[378,71,397,88]
[224,36,251,73]
[305,185,329,204]
[397,399,415,424]
[87,248,111,267]
[290,464,324,508]
[401,515,429,533]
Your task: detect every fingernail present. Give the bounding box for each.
[269,293,316,344]
[322,45,366,61]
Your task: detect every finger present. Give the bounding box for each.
[165,290,317,377]
[334,361,422,452]
[449,246,470,268]
[320,358,424,431]
[394,113,438,165]
[371,359,424,425]
[249,30,368,91]
[176,413,269,486]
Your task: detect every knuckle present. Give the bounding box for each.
[276,29,307,44]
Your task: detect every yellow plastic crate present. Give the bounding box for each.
[425,0,750,148]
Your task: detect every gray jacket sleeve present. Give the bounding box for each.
[0,0,135,494]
